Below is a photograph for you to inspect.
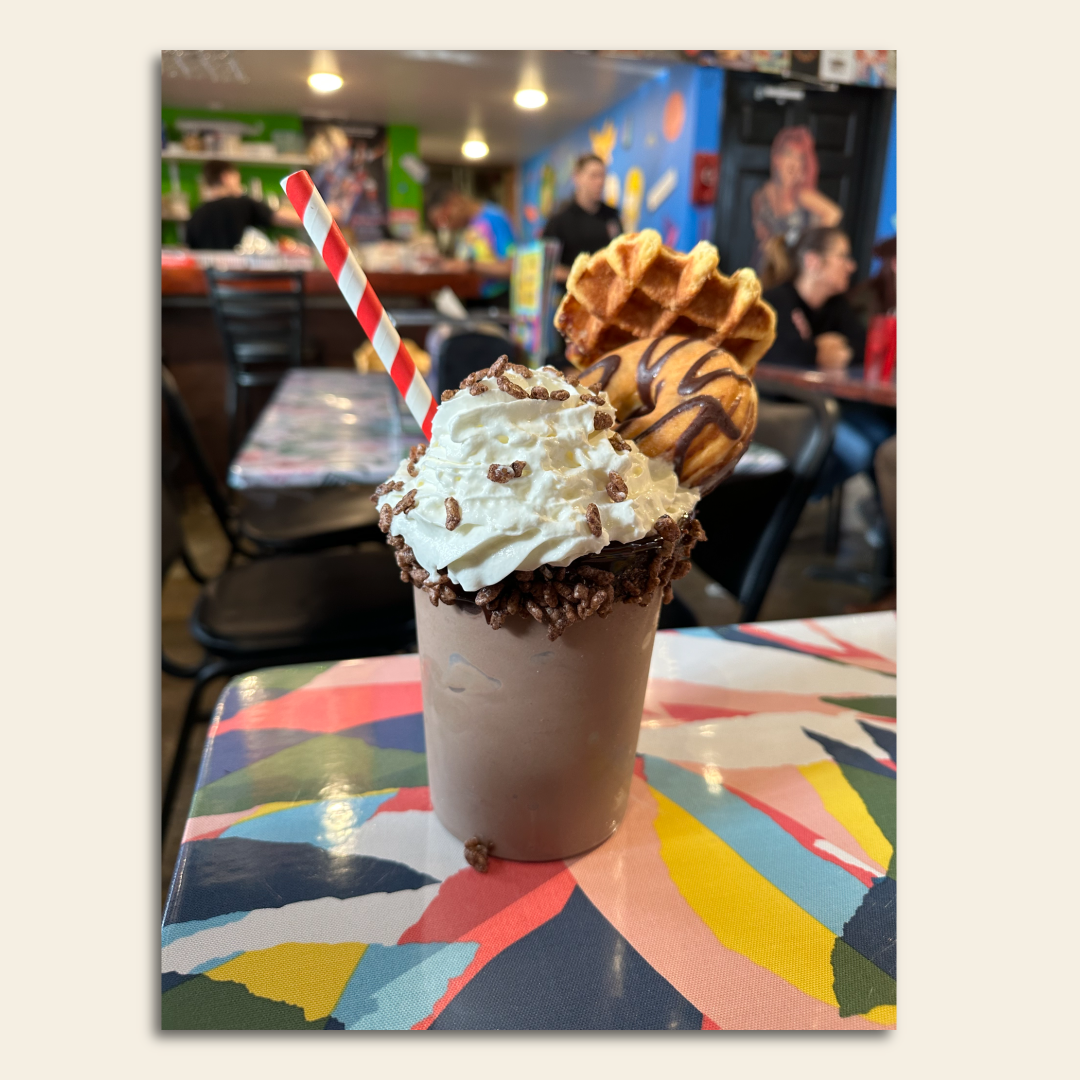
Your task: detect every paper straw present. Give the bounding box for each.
[280,170,437,439]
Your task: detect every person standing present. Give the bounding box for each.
[539,154,623,367]
[541,154,623,282]
[185,160,299,250]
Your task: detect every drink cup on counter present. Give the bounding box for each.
[415,588,661,862]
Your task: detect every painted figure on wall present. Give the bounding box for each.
[751,126,842,286]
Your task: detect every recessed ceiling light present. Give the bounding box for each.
[514,88,547,109]
[461,139,489,160]
[308,72,343,92]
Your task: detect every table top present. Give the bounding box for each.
[755,363,897,408]
[162,265,490,300]
[162,612,896,1031]
[228,369,424,490]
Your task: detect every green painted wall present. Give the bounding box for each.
[385,124,422,238]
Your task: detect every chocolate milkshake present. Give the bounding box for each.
[373,357,730,862]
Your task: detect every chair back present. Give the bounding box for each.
[205,269,305,384]
[161,366,237,548]
[692,383,838,621]
[430,323,521,398]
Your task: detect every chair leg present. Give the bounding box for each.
[825,481,844,555]
[161,665,222,838]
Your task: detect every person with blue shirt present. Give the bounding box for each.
[426,185,515,303]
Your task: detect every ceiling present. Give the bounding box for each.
[161,51,668,165]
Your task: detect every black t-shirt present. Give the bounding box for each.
[185,196,274,250]
[541,200,623,267]
[762,280,867,370]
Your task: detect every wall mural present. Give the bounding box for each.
[751,126,843,282]
[518,66,721,254]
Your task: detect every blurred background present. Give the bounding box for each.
[161,49,897,897]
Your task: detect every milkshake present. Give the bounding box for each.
[373,356,737,861]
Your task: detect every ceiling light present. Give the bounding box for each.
[308,72,343,92]
[462,139,489,160]
[514,88,547,109]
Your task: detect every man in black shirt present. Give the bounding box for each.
[541,154,623,282]
[763,227,866,370]
[185,160,300,250]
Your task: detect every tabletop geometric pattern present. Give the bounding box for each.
[162,613,897,1030]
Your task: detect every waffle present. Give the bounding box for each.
[554,230,777,372]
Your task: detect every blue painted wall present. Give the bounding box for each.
[518,66,723,254]
[874,98,897,243]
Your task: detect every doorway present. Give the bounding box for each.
[713,72,894,282]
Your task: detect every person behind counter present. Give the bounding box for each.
[542,154,623,283]
[426,185,516,303]
[185,160,300,250]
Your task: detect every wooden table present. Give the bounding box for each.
[162,612,897,1031]
[755,363,896,408]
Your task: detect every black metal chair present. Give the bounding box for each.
[161,369,418,832]
[691,382,839,622]
[428,322,524,398]
[162,366,381,560]
[205,269,306,455]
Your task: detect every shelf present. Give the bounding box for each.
[162,147,312,167]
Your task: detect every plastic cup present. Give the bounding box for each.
[414,588,661,861]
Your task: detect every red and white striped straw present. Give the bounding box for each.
[281,170,437,439]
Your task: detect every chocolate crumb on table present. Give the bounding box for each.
[464,836,494,872]
[444,497,461,531]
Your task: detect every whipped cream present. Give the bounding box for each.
[376,366,699,592]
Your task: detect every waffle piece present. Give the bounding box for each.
[554,230,776,372]
[579,335,758,493]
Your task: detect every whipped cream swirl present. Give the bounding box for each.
[376,366,699,592]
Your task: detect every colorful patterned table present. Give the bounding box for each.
[228,368,424,490]
[162,612,897,1031]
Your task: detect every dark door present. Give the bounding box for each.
[713,72,894,282]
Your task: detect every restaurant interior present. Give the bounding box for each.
[161,49,898,908]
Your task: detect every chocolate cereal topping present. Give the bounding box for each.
[606,471,628,502]
[487,461,526,483]
[444,497,462,531]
